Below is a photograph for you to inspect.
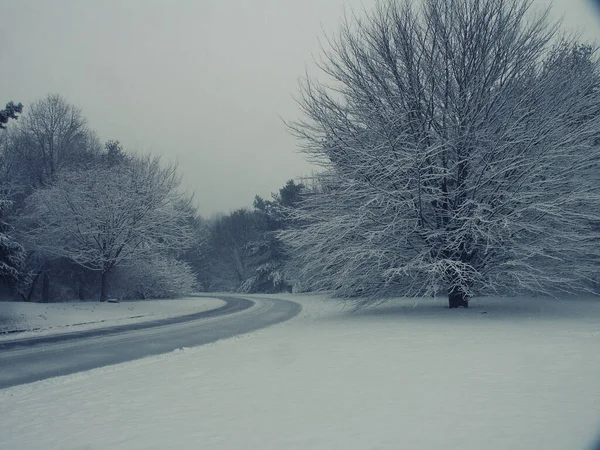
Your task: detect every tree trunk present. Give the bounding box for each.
[448,285,469,308]
[25,271,42,302]
[99,271,108,302]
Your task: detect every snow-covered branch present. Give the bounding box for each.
[23,155,195,300]
[284,0,600,308]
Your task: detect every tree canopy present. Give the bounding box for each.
[283,0,600,307]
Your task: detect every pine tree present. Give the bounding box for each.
[0,102,23,130]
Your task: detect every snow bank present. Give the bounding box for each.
[0,297,225,341]
[1,294,599,450]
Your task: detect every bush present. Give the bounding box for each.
[111,256,199,300]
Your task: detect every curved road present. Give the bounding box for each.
[0,295,301,389]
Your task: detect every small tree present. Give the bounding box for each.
[24,156,195,301]
[285,0,600,308]
[102,140,128,167]
[0,102,23,129]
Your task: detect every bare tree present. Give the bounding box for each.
[284,0,600,308]
[13,94,100,187]
[24,156,195,301]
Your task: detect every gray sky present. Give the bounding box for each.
[1,0,600,216]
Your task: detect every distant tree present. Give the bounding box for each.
[1,96,106,301]
[239,232,291,293]
[284,0,600,308]
[178,212,212,290]
[23,156,195,301]
[240,180,305,293]
[0,128,22,202]
[207,208,260,290]
[11,94,100,187]
[0,104,26,292]
[0,102,23,130]
[0,198,25,290]
[0,104,26,209]
[277,179,304,209]
[102,140,128,167]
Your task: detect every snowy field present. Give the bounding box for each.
[1,293,600,450]
[0,297,225,341]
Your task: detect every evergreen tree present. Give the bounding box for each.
[0,101,23,129]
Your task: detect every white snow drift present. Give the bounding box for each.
[0,294,599,450]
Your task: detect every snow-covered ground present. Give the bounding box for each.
[0,297,225,341]
[1,293,600,450]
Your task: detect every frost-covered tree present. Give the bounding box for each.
[178,210,212,291]
[24,156,195,301]
[0,198,25,289]
[207,208,260,291]
[0,102,26,292]
[240,217,290,294]
[11,94,100,187]
[240,180,304,293]
[284,0,600,308]
[111,255,199,300]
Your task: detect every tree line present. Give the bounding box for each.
[0,95,303,302]
[3,0,600,309]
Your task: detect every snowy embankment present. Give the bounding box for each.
[0,297,225,341]
[1,294,600,450]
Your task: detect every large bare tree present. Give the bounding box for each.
[284,0,600,308]
[12,94,100,187]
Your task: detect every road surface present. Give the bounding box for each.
[0,295,301,389]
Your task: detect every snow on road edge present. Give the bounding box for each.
[0,296,226,342]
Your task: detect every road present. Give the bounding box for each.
[0,295,301,389]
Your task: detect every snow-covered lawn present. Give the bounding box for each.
[0,297,225,341]
[1,294,599,450]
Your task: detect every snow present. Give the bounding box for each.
[0,297,225,341]
[1,294,600,450]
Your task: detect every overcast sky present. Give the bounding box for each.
[2,0,600,216]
